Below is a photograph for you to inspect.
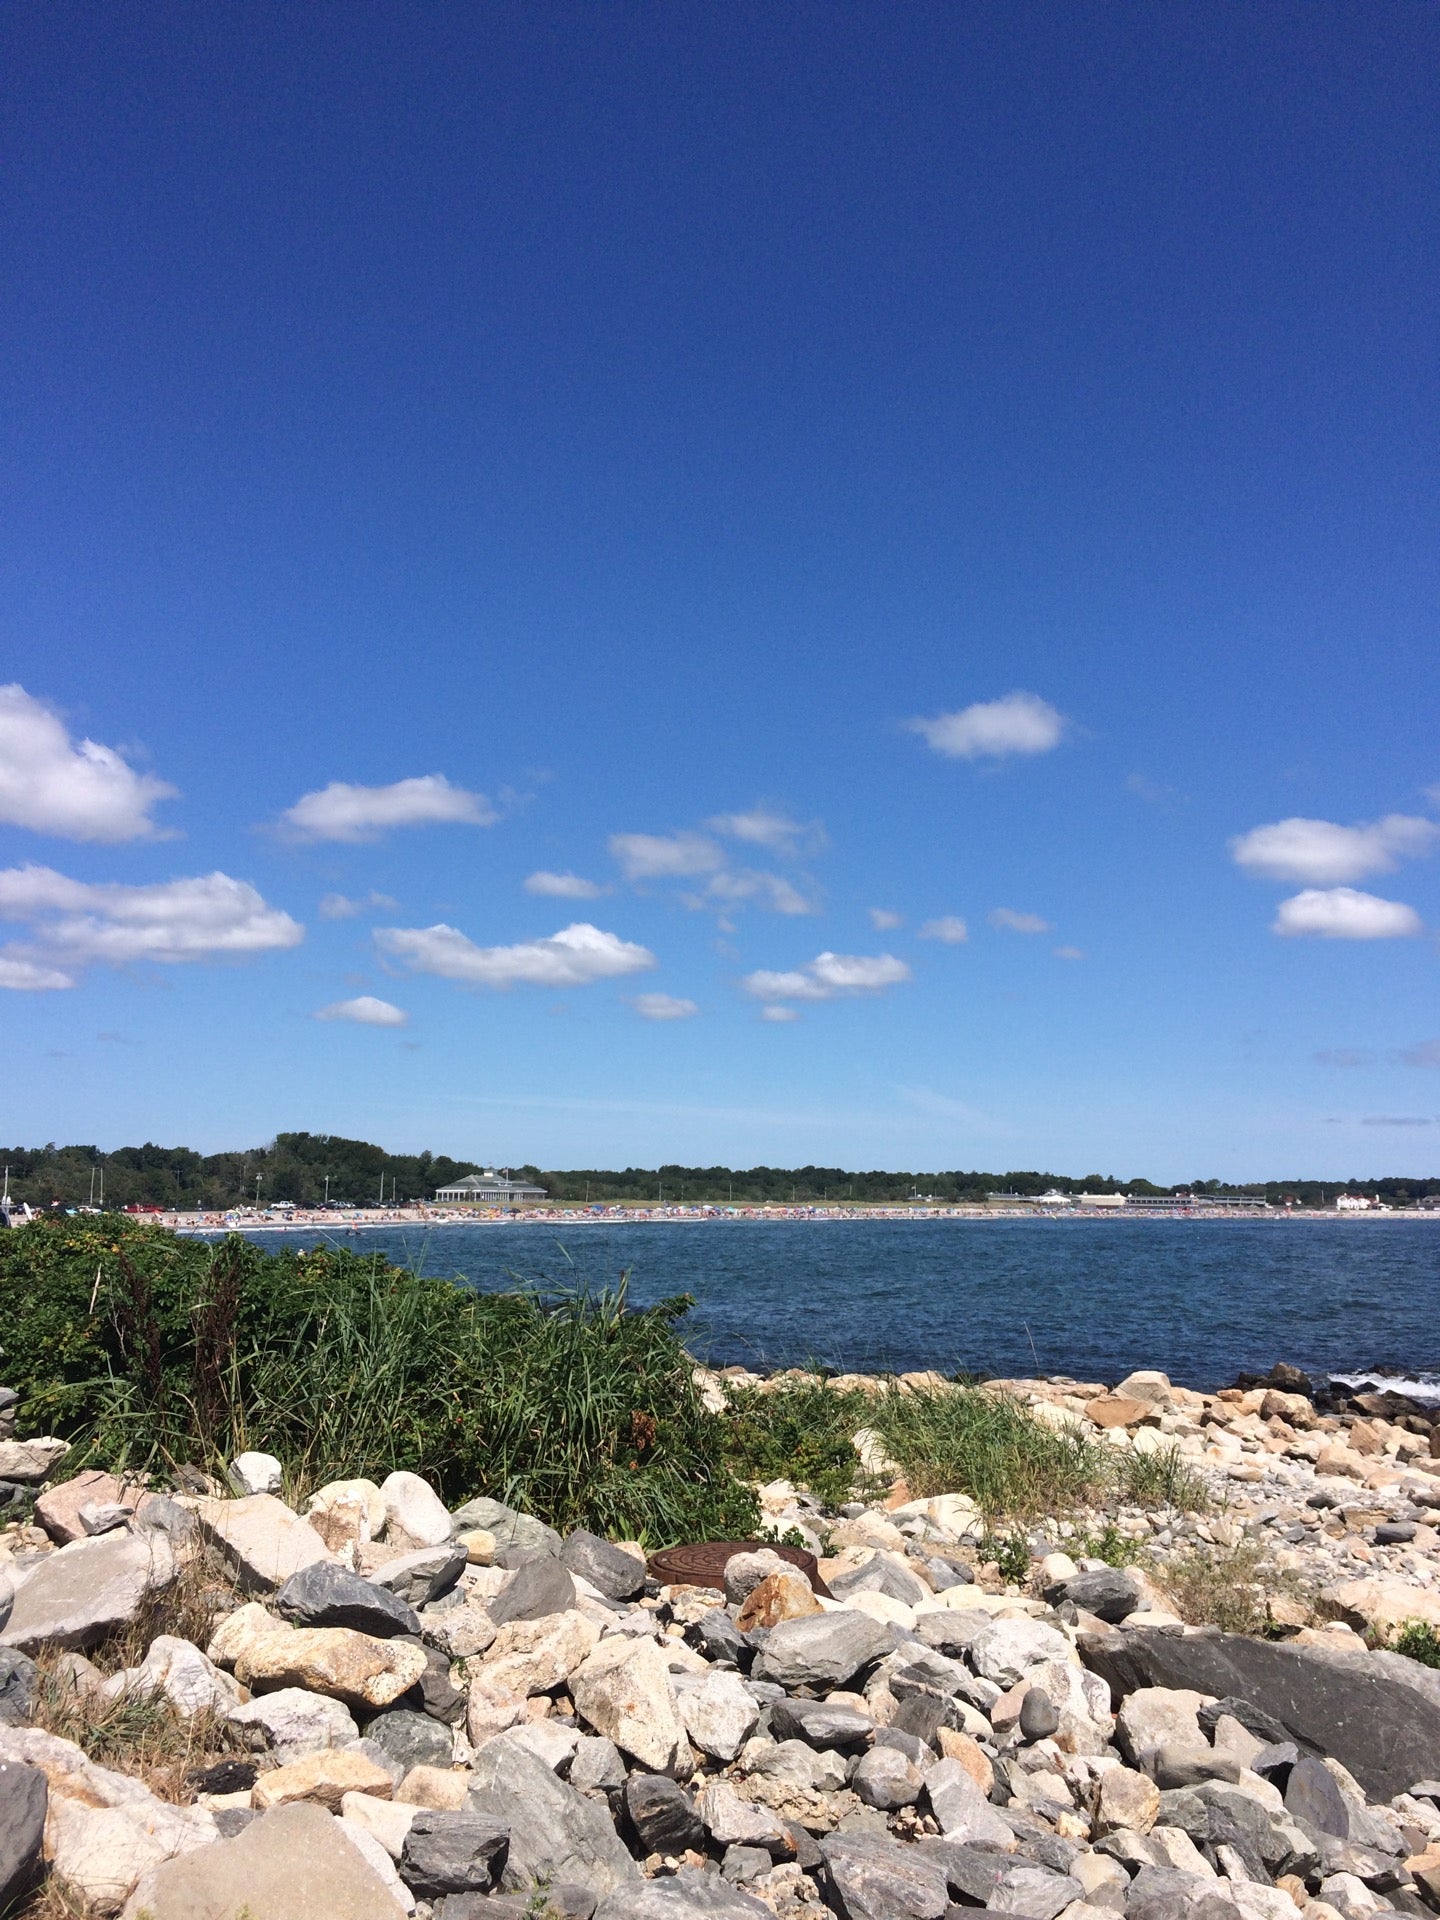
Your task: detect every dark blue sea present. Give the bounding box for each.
[215,1217,1440,1396]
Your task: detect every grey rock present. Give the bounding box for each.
[891,1649,971,1701]
[871,1726,933,1768]
[924,1556,974,1590]
[212,1807,255,1838]
[344,1734,406,1790]
[1152,1744,1243,1790]
[830,1554,929,1608]
[623,1774,705,1855]
[451,1497,562,1559]
[768,1696,874,1749]
[888,1690,946,1749]
[1250,1742,1300,1783]
[1196,1698,1290,1748]
[1080,1624,1440,1801]
[227,1685,359,1763]
[688,1609,751,1668]
[400,1809,511,1897]
[1285,1755,1351,1839]
[852,1745,924,1811]
[371,1545,470,1606]
[989,1864,1084,1920]
[1046,1567,1144,1624]
[488,1556,577,1626]
[1374,1523,1416,1546]
[0,1759,46,1910]
[364,1705,456,1773]
[0,1648,39,1726]
[911,1611,991,1660]
[593,1869,771,1920]
[820,1829,950,1920]
[1,1527,175,1652]
[913,1838,1007,1906]
[562,1531,647,1602]
[923,1757,1015,1847]
[134,1492,197,1544]
[1123,1865,1239,1920]
[570,1735,628,1794]
[722,1846,774,1885]
[467,1729,639,1894]
[751,1611,896,1690]
[275,1561,421,1638]
[1019,1690,1061,1741]
[398,1637,468,1724]
[435,1892,598,1920]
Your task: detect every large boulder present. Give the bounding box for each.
[571,1635,688,1772]
[193,1494,333,1591]
[820,1829,950,1920]
[488,1556,577,1625]
[1080,1625,1440,1801]
[562,1530,647,1602]
[364,1707,456,1774]
[399,1809,510,1897]
[119,1800,408,1919]
[235,1626,427,1711]
[1046,1567,1145,1623]
[380,1473,453,1551]
[0,1437,69,1482]
[251,1746,397,1812]
[623,1774,706,1855]
[1,1528,175,1652]
[228,1686,359,1762]
[466,1730,639,1894]
[479,1610,601,1696]
[48,1788,217,1914]
[750,1610,895,1689]
[451,1497,562,1559]
[276,1563,421,1639]
[0,1759,46,1911]
[34,1469,145,1544]
[594,1870,771,1920]
[677,1668,760,1763]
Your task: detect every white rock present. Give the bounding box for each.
[340,1790,418,1858]
[378,1471,452,1550]
[307,1478,388,1548]
[206,1600,290,1670]
[852,1427,902,1478]
[840,1589,917,1629]
[230,1451,284,1497]
[677,1667,760,1763]
[228,1685,359,1763]
[104,1634,241,1716]
[479,1609,601,1696]
[505,1719,581,1771]
[571,1632,688,1772]
[192,1493,333,1592]
[969,1615,1074,1686]
[722,1548,790,1604]
[466,1672,528,1746]
[1,1527,175,1653]
[48,1790,217,1915]
[336,1815,416,1913]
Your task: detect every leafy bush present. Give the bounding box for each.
[980,1527,1033,1583]
[1388,1619,1440,1668]
[1073,1520,1147,1567]
[721,1377,881,1509]
[0,1218,757,1544]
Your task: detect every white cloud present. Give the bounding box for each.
[633,992,699,1020]
[608,831,725,880]
[376,919,655,989]
[315,995,408,1026]
[707,809,825,857]
[698,870,817,916]
[0,953,74,991]
[1053,945,1085,961]
[742,950,911,1003]
[918,915,969,944]
[0,866,304,980]
[907,691,1067,761]
[869,908,902,931]
[1231,814,1438,885]
[279,774,496,843]
[1272,887,1423,940]
[761,1004,799,1022]
[0,684,178,842]
[319,890,397,920]
[525,870,609,900]
[988,907,1054,934]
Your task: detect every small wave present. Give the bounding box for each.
[1330,1370,1440,1406]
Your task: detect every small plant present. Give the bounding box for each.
[28,1653,246,1803]
[1074,1520,1146,1568]
[1115,1441,1208,1511]
[1160,1542,1310,1637]
[981,1527,1032,1583]
[758,1524,813,1551]
[1388,1619,1440,1668]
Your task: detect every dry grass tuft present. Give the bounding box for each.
[1159,1542,1315,1636]
[9,1873,108,1920]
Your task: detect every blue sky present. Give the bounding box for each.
[3,2,1438,1180]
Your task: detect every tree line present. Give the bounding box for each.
[1,1134,1436,1209]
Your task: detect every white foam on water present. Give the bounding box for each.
[1330,1371,1440,1407]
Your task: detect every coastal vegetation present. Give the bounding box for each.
[4,1130,1437,1210]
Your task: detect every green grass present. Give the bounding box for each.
[0,1217,757,1545]
[1114,1440,1209,1511]
[721,1375,1109,1519]
[1387,1619,1440,1668]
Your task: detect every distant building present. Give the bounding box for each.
[434,1168,548,1204]
[1076,1191,1127,1209]
[1335,1192,1377,1212]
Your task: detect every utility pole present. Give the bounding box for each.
[255,1173,262,1207]
[324,1174,330,1205]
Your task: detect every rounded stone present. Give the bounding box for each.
[1019,1688,1061,1741]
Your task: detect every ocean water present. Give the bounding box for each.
[222,1216,1440,1394]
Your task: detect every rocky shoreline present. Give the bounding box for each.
[0,1363,1438,1920]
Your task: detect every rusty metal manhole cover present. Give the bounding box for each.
[645,1538,832,1597]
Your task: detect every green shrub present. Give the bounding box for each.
[980,1527,1032,1583]
[1388,1619,1440,1668]
[1114,1440,1208,1511]
[721,1377,880,1509]
[1073,1520,1147,1567]
[0,1218,757,1545]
